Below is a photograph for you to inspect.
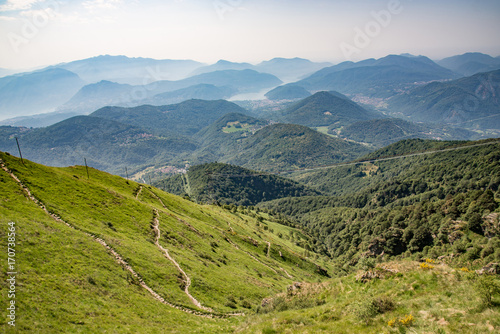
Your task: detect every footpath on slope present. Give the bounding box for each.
[0,159,242,319]
[151,209,217,313]
[148,188,294,281]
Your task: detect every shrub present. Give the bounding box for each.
[388,314,415,328]
[420,263,434,270]
[399,314,414,327]
[467,212,483,234]
[241,300,252,309]
[352,296,395,324]
[481,245,495,259]
[475,275,500,308]
[465,246,482,261]
[357,256,376,270]
[224,301,237,309]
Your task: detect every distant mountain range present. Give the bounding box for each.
[142,84,236,106]
[0,67,18,77]
[387,69,500,129]
[56,80,134,115]
[438,52,500,76]
[256,58,332,82]
[147,69,282,95]
[48,69,281,117]
[291,54,459,97]
[1,52,499,129]
[56,80,239,116]
[0,68,85,120]
[189,60,255,76]
[191,58,332,82]
[53,55,204,84]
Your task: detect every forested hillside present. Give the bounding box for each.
[154,162,320,206]
[260,139,500,268]
[226,123,370,172]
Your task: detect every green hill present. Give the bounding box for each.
[189,113,269,164]
[258,138,500,271]
[282,91,381,128]
[237,259,500,333]
[154,162,321,206]
[1,141,499,333]
[282,139,496,198]
[0,116,198,175]
[0,151,329,332]
[336,118,478,147]
[0,110,372,181]
[91,99,249,136]
[226,123,371,172]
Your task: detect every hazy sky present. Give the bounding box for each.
[1,0,499,69]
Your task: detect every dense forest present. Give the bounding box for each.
[257,138,500,269]
[154,162,320,206]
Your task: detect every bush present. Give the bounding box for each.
[352,296,395,324]
[481,245,495,259]
[224,301,237,309]
[465,246,482,261]
[357,257,376,270]
[475,275,500,308]
[241,300,252,309]
[467,212,483,234]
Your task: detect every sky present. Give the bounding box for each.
[0,0,499,69]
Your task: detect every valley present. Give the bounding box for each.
[1,51,499,333]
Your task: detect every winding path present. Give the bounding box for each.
[135,185,143,200]
[152,209,214,313]
[147,189,202,236]
[0,160,243,318]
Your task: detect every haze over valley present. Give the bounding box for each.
[1,0,499,333]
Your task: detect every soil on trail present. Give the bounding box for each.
[152,209,214,312]
[0,159,244,318]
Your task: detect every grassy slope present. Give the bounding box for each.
[236,260,500,333]
[0,152,328,333]
[0,158,227,333]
